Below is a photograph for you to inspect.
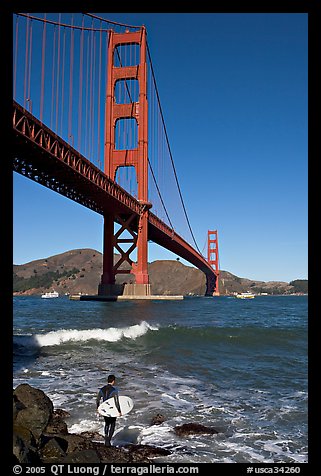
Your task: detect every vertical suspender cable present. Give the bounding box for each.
[91,28,97,163]
[68,15,74,145]
[27,20,33,111]
[54,16,60,132]
[126,44,130,190]
[90,23,95,161]
[84,32,89,156]
[158,99,162,215]
[23,15,29,109]
[50,26,56,130]
[13,15,19,100]
[55,14,61,133]
[88,21,93,159]
[97,22,102,169]
[60,26,66,136]
[103,30,112,174]
[87,30,91,156]
[40,14,46,123]
[77,16,84,152]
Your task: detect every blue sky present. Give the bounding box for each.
[13,13,308,282]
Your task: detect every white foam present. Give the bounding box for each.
[160,392,194,411]
[47,392,70,408]
[68,419,103,435]
[216,439,275,463]
[139,423,173,445]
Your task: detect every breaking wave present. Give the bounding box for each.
[13,321,158,350]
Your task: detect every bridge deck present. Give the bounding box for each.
[13,101,216,280]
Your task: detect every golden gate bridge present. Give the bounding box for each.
[13,12,220,298]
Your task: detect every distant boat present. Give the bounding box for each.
[41,290,59,299]
[235,292,255,299]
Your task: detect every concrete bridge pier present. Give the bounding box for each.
[97,283,151,297]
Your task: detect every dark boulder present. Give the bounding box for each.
[80,431,104,441]
[38,433,98,463]
[14,384,53,440]
[13,393,26,420]
[13,424,37,448]
[94,443,150,463]
[150,413,166,425]
[125,444,171,459]
[13,433,41,464]
[61,433,96,454]
[44,412,68,435]
[54,408,70,419]
[61,449,101,463]
[174,422,219,437]
[39,437,67,462]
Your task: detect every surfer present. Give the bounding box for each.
[96,374,122,446]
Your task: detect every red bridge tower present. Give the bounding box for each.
[207,230,220,296]
[99,27,151,296]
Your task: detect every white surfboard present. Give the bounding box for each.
[98,395,134,417]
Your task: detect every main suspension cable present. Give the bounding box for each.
[83,12,141,30]
[147,42,202,254]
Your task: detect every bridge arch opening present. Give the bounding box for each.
[115,165,138,199]
[115,117,138,150]
[115,79,139,104]
[114,43,140,67]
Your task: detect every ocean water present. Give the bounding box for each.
[13,295,308,463]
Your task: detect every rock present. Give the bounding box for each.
[61,434,96,453]
[13,433,41,463]
[94,443,149,463]
[125,444,171,459]
[39,437,67,461]
[61,449,101,463]
[44,412,68,435]
[150,413,166,425]
[80,431,104,441]
[54,408,70,419]
[13,393,26,420]
[13,424,37,448]
[174,423,219,437]
[14,384,53,440]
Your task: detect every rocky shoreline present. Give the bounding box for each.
[13,384,220,463]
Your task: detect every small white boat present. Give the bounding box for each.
[235,292,255,299]
[41,290,59,299]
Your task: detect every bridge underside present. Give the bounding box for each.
[13,102,218,296]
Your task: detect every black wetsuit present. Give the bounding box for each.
[96,383,121,446]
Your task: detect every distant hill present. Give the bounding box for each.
[13,248,307,296]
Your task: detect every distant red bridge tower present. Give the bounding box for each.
[99,26,151,296]
[207,230,220,296]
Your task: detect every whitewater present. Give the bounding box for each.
[14,321,158,348]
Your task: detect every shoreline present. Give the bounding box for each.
[13,384,220,464]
